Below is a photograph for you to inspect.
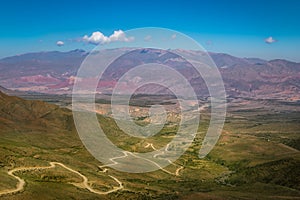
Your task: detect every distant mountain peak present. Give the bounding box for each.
[69,49,86,53]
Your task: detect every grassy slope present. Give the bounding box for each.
[0,92,299,199]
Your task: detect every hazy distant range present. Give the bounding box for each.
[0,48,299,101]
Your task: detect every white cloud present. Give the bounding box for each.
[265,36,277,44]
[56,41,64,46]
[82,30,134,45]
[109,30,134,42]
[82,32,109,45]
[171,34,177,39]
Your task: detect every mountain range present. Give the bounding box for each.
[0,49,299,101]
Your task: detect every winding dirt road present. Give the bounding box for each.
[98,143,184,176]
[1,142,185,196]
[145,143,184,176]
[0,162,123,197]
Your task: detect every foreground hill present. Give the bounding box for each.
[0,91,73,131]
[0,90,300,199]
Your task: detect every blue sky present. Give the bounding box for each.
[0,0,299,61]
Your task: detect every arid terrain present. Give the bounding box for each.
[0,82,299,199]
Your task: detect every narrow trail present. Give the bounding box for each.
[0,162,123,197]
[145,143,184,176]
[150,143,184,176]
[145,143,183,176]
[175,166,184,176]
[99,151,175,175]
[145,143,157,151]
[98,143,184,176]
[99,151,131,169]
[1,142,186,196]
